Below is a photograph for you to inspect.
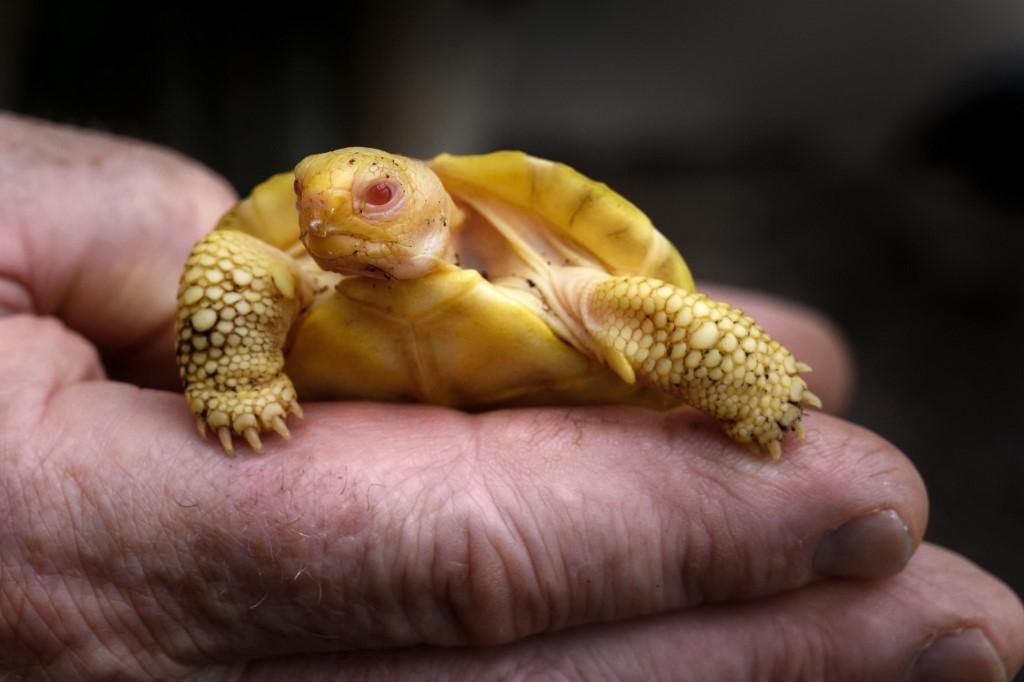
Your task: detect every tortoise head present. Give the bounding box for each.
[293,147,461,279]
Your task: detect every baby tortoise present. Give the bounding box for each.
[175,148,820,458]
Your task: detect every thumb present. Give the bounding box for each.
[0,113,236,386]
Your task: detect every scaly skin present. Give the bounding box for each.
[175,228,310,453]
[580,274,821,459]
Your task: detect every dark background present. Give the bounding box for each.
[3,1,1021,598]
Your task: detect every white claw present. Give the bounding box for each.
[289,403,305,419]
[767,440,782,461]
[795,361,813,373]
[243,427,263,453]
[803,390,823,409]
[270,416,291,440]
[217,427,234,455]
[196,417,208,440]
[794,423,807,439]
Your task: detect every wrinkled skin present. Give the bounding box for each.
[0,113,1021,680]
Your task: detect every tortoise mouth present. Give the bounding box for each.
[299,210,381,241]
[303,232,450,280]
[305,232,379,257]
[303,233,401,277]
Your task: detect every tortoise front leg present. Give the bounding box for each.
[175,229,312,454]
[572,273,821,459]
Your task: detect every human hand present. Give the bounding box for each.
[1,113,1021,680]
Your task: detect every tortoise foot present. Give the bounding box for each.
[186,376,302,455]
[580,274,821,459]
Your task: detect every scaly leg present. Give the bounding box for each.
[175,228,312,454]
[576,273,821,459]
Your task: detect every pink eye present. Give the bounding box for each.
[365,181,393,206]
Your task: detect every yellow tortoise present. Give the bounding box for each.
[174,148,820,457]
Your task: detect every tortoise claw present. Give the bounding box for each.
[217,427,235,455]
[243,427,263,453]
[270,416,292,440]
[802,389,823,409]
[187,382,302,455]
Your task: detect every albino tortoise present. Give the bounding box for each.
[175,148,820,458]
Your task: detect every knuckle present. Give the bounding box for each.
[422,476,544,645]
[391,444,571,646]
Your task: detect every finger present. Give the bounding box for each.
[0,315,105,427]
[701,282,855,413]
[10,369,927,672]
[0,113,235,387]
[238,543,1023,681]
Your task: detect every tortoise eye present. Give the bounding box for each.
[293,178,302,198]
[364,181,393,206]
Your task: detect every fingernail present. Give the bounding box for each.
[813,509,913,578]
[908,629,1007,682]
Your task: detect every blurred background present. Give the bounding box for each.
[2,1,1021,597]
